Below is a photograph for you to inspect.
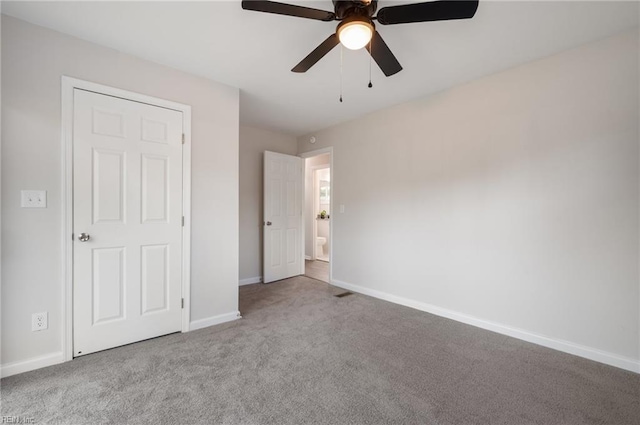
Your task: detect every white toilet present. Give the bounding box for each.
[316,237,327,257]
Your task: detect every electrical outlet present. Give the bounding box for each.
[32,312,48,331]
[21,190,47,208]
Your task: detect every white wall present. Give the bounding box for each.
[1,16,240,370]
[0,7,3,372]
[239,126,297,283]
[304,154,331,257]
[298,30,640,372]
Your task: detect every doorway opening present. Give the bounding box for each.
[313,166,331,263]
[302,149,332,283]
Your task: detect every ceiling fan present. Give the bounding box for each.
[241,0,479,77]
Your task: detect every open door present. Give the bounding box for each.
[263,151,303,283]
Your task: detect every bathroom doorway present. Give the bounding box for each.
[313,167,330,262]
[301,148,332,284]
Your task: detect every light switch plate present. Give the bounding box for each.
[339,204,345,213]
[21,190,47,208]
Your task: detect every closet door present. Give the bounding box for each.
[73,89,183,356]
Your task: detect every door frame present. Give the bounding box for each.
[300,147,333,283]
[61,76,192,362]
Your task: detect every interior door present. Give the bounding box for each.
[73,89,183,357]
[263,151,303,283]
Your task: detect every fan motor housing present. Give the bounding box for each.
[332,0,378,20]
[336,15,375,37]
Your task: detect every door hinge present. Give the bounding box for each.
[71,233,74,241]
[182,133,185,145]
[181,298,184,309]
[182,216,185,227]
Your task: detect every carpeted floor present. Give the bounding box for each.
[1,276,639,424]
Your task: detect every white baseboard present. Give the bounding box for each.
[331,279,640,374]
[239,276,262,286]
[305,256,312,261]
[1,351,65,378]
[189,311,241,331]
[2,312,241,377]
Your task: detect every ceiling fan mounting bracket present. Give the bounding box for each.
[332,0,378,20]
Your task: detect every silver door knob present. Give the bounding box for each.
[78,233,90,242]
[266,221,272,226]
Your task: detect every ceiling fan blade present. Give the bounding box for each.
[242,1,335,21]
[366,31,402,77]
[292,34,340,73]
[377,0,479,25]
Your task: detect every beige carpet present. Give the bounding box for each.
[2,275,639,424]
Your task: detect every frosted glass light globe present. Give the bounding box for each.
[338,21,373,50]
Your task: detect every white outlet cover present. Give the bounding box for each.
[21,190,47,208]
[32,312,48,331]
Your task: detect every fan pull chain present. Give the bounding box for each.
[339,45,344,103]
[368,38,373,88]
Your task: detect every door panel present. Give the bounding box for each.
[92,247,125,324]
[270,230,282,268]
[286,228,297,264]
[92,108,126,138]
[92,150,125,223]
[141,244,169,315]
[73,89,183,356]
[141,155,169,223]
[263,151,303,283]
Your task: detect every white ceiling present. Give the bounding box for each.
[2,1,638,136]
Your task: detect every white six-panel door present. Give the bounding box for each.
[263,151,303,283]
[73,89,183,356]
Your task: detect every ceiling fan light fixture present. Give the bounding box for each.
[337,19,374,50]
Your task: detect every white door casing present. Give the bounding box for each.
[73,89,183,356]
[263,151,303,283]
